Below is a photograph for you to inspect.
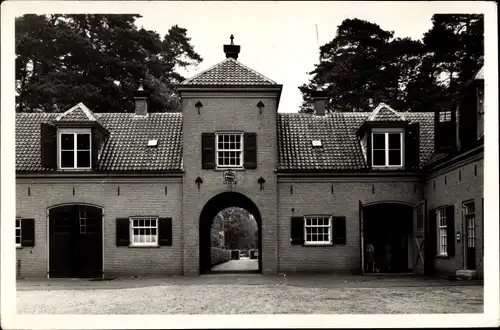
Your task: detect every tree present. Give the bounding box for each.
[15,14,202,113]
[299,15,484,113]
[211,207,258,250]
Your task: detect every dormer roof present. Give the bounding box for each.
[55,102,97,122]
[366,103,406,122]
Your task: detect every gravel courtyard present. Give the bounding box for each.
[17,275,483,314]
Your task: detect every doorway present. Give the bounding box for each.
[49,204,103,278]
[463,200,476,270]
[199,192,262,274]
[362,203,413,274]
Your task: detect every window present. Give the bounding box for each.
[58,129,91,169]
[216,133,243,168]
[311,140,322,147]
[130,217,158,246]
[439,111,452,122]
[416,205,424,230]
[437,208,447,256]
[304,216,332,245]
[464,201,475,248]
[16,218,21,247]
[371,129,404,168]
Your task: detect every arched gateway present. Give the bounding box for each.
[199,192,262,274]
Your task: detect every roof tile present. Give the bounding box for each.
[181,58,276,85]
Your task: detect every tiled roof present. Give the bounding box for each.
[16,107,434,173]
[366,103,406,122]
[16,112,183,172]
[181,58,277,85]
[277,111,434,171]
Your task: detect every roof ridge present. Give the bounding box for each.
[367,102,405,121]
[56,102,97,121]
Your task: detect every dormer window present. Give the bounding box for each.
[439,111,452,122]
[58,128,92,170]
[371,128,404,168]
[311,140,323,147]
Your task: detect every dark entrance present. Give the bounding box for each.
[199,192,262,274]
[363,203,413,273]
[49,204,103,278]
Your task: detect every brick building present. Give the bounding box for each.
[15,38,484,279]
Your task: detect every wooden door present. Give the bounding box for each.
[50,205,102,278]
[359,201,365,274]
[424,207,437,276]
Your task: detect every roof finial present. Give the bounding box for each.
[224,34,240,60]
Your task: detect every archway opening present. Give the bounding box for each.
[199,192,262,274]
[363,203,413,274]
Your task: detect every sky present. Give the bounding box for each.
[134,1,437,112]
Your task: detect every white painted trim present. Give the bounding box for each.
[303,216,332,245]
[57,128,92,170]
[371,129,404,168]
[129,216,159,247]
[215,132,244,169]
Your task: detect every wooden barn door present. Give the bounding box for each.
[50,205,102,278]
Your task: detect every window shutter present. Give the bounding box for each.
[405,123,419,170]
[21,218,35,247]
[91,126,106,171]
[243,133,257,169]
[332,216,346,244]
[158,217,172,246]
[446,205,455,257]
[290,217,304,245]
[201,133,215,169]
[427,208,437,257]
[116,218,130,246]
[40,123,58,169]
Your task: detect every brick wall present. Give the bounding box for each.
[181,92,279,275]
[424,153,484,277]
[16,177,183,278]
[277,177,422,273]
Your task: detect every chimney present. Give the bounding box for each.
[134,81,149,116]
[311,90,327,116]
[223,34,240,60]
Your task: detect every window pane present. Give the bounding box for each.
[373,150,385,166]
[61,134,74,150]
[388,150,401,166]
[77,151,91,168]
[77,134,90,150]
[61,150,74,168]
[388,133,401,149]
[372,134,385,149]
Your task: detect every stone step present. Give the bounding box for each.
[456,269,478,280]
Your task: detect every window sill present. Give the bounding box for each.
[371,166,405,170]
[303,243,334,247]
[58,168,93,172]
[16,245,22,249]
[128,245,160,248]
[436,254,449,259]
[214,167,245,171]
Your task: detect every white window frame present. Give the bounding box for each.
[215,132,244,168]
[58,128,92,170]
[437,208,447,256]
[303,216,332,245]
[129,217,159,247]
[439,111,452,122]
[16,217,21,248]
[371,128,404,168]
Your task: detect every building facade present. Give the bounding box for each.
[15,39,484,279]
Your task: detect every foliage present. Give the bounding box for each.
[299,15,484,113]
[211,207,258,250]
[15,14,202,113]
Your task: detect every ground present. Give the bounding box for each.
[17,273,483,314]
[211,257,258,272]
